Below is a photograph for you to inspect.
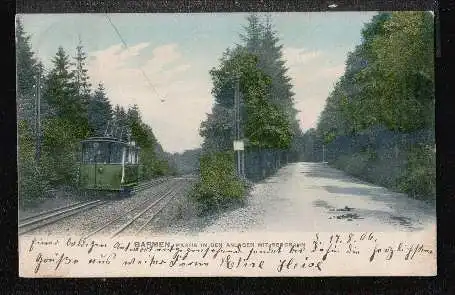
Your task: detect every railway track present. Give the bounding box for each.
[132,176,171,194]
[18,177,193,237]
[82,179,189,239]
[18,199,108,236]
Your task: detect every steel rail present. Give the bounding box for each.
[110,182,184,238]
[19,199,104,228]
[81,179,177,239]
[19,200,86,223]
[134,180,189,235]
[18,200,107,236]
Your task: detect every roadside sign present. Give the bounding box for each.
[233,140,244,151]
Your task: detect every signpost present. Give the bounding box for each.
[234,140,244,178]
[233,75,246,179]
[322,144,328,164]
[233,140,244,151]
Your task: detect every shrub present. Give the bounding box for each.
[332,152,370,178]
[18,120,50,207]
[41,117,81,186]
[191,151,246,214]
[397,145,436,200]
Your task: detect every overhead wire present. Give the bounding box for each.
[104,13,165,102]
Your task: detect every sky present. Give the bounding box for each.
[19,12,378,153]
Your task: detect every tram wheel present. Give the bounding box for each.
[119,187,133,198]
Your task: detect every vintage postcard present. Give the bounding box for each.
[17,11,436,277]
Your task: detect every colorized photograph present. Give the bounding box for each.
[17,11,435,240]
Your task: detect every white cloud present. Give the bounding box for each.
[90,42,150,69]
[282,47,323,67]
[87,42,212,153]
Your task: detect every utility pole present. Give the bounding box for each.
[235,75,240,177]
[34,67,42,163]
[240,92,245,178]
[322,144,326,163]
[233,74,245,179]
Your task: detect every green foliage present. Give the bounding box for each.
[191,152,245,214]
[127,105,157,149]
[171,148,202,175]
[18,120,50,206]
[240,14,263,53]
[244,99,293,149]
[88,83,112,136]
[317,11,434,137]
[138,148,156,180]
[313,12,435,200]
[16,17,38,126]
[16,21,174,206]
[72,41,92,98]
[397,145,436,200]
[41,117,81,185]
[200,14,301,176]
[199,105,234,152]
[16,18,37,97]
[238,51,293,149]
[123,104,175,179]
[44,46,90,138]
[153,158,173,176]
[72,41,92,127]
[333,152,370,177]
[202,47,293,152]
[300,128,324,162]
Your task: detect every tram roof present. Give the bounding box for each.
[80,136,139,148]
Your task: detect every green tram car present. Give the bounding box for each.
[78,136,140,195]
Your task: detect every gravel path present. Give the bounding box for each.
[18,164,436,237]
[201,162,436,234]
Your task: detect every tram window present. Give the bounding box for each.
[126,148,131,164]
[109,143,123,164]
[81,141,113,164]
[122,147,138,164]
[96,142,110,164]
[129,149,136,164]
[82,142,96,164]
[130,148,137,164]
[128,148,136,164]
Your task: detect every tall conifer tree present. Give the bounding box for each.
[16,17,38,128]
[44,46,89,138]
[72,39,91,116]
[88,83,112,136]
